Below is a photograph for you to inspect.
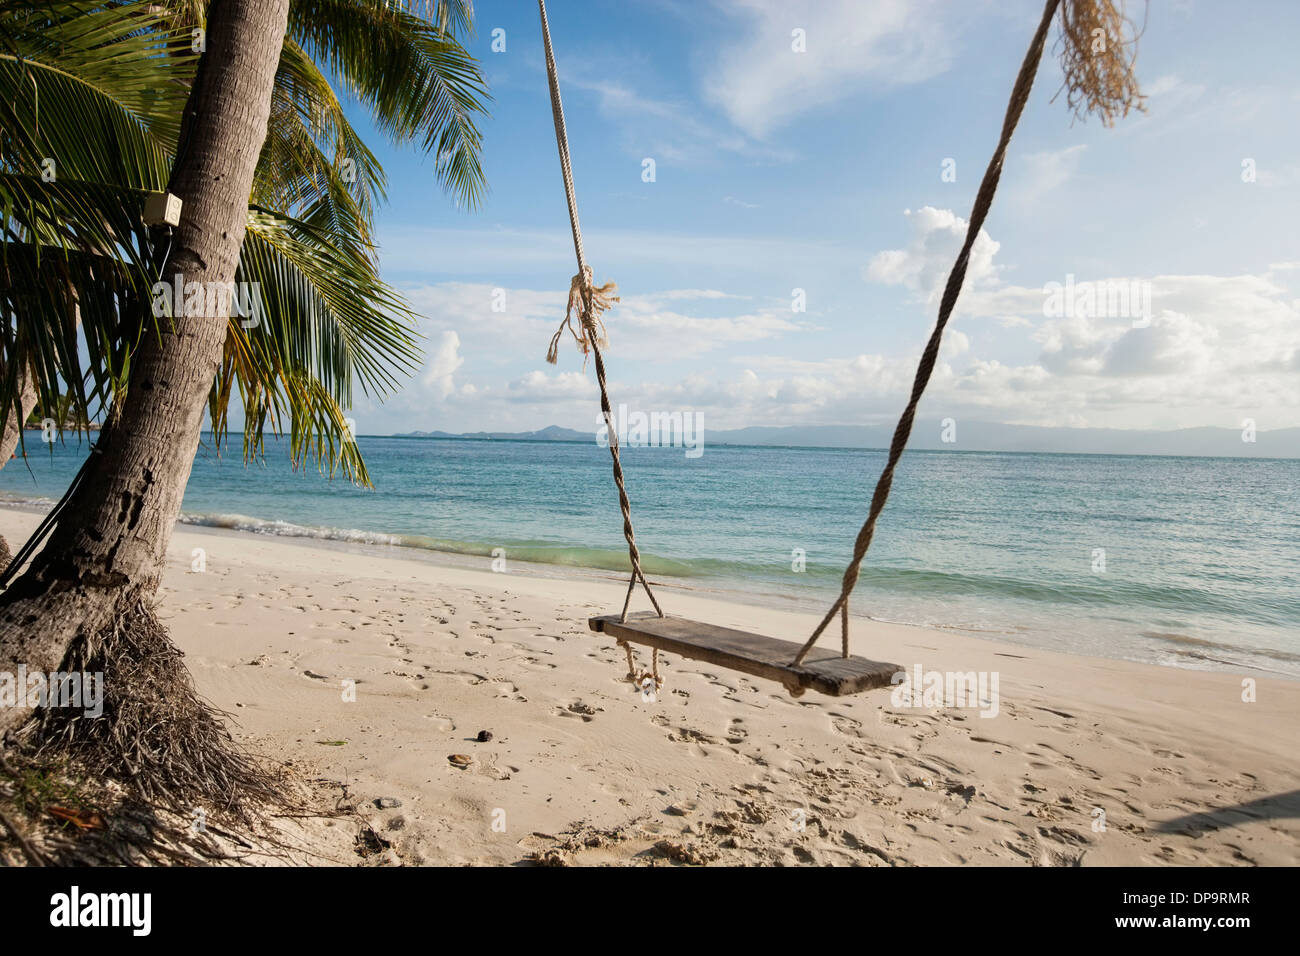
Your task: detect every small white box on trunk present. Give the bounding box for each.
[143,191,183,227]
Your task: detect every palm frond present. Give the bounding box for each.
[240,204,421,400]
[0,173,156,439]
[256,38,386,237]
[0,1,195,186]
[210,203,421,482]
[388,0,477,39]
[1,0,485,484]
[289,0,490,208]
[215,346,373,486]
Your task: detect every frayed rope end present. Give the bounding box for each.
[1055,0,1147,127]
[545,268,619,366]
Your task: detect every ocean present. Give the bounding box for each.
[2,434,1297,678]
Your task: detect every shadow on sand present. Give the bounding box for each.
[1154,790,1300,834]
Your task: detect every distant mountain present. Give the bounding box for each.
[400,425,589,442]
[396,421,1299,458]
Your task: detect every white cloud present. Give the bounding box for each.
[638,288,750,303]
[377,225,859,277]
[604,277,1299,428]
[402,282,803,362]
[853,208,1300,428]
[422,330,463,399]
[614,296,805,357]
[1012,145,1087,205]
[1145,74,1206,101]
[557,66,813,168]
[362,211,1300,434]
[703,0,952,138]
[506,370,597,403]
[864,206,1000,303]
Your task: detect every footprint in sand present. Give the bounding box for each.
[698,672,743,695]
[429,670,518,696]
[829,713,864,738]
[669,726,720,746]
[555,700,601,722]
[725,718,748,744]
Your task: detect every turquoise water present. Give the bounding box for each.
[2,435,1298,677]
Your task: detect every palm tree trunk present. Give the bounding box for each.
[0,0,290,738]
[0,363,39,570]
[0,364,37,467]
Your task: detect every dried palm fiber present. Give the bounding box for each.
[1055,0,1147,125]
[18,599,278,815]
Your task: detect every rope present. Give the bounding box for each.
[620,640,663,691]
[537,0,662,623]
[538,0,586,272]
[546,269,618,365]
[791,0,1064,666]
[0,439,105,590]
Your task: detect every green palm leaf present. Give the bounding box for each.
[0,1,194,187]
[289,0,490,207]
[0,173,156,433]
[257,38,386,238]
[3,0,491,480]
[213,203,420,485]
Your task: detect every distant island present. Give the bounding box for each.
[397,421,1299,459]
[402,424,588,443]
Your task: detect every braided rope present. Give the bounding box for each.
[538,0,585,270]
[538,0,662,623]
[791,0,1064,666]
[620,640,663,691]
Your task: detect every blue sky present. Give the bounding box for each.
[344,0,1300,437]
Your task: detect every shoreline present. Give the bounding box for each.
[2,494,1291,681]
[2,504,1297,865]
[172,518,1300,681]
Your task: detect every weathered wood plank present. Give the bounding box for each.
[589,612,900,697]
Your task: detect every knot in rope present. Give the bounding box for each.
[546,266,619,365]
[620,641,663,691]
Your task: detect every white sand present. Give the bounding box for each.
[3,506,1296,866]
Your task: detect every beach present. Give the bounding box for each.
[3,505,1293,866]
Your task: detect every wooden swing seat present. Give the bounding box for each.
[590,612,900,697]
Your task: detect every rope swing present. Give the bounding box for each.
[537,0,663,690]
[540,0,1144,692]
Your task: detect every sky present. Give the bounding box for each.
[343,0,1300,438]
